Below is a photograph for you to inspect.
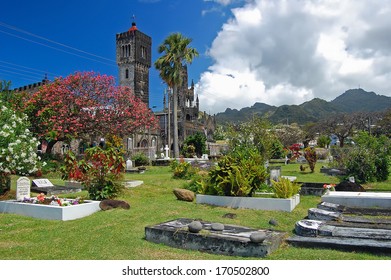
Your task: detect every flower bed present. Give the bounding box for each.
[0,194,100,221]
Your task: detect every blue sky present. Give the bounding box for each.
[2,0,391,114]
[1,0,233,111]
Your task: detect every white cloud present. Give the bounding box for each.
[197,0,391,114]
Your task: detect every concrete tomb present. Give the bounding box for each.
[145,218,286,257]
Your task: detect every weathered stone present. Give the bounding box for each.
[173,188,195,202]
[250,232,267,243]
[211,223,224,231]
[269,219,278,226]
[188,221,203,233]
[99,199,130,211]
[222,213,237,219]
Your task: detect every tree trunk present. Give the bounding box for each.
[172,86,180,158]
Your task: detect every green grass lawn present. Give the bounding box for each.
[1,163,390,260]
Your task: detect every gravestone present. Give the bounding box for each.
[164,145,170,159]
[270,166,281,182]
[126,158,133,171]
[16,177,30,201]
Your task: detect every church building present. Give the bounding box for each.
[115,21,216,158]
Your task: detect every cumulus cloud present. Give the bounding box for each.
[197,0,391,114]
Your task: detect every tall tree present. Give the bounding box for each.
[155,33,198,158]
[21,71,157,153]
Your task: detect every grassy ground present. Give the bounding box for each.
[1,163,390,260]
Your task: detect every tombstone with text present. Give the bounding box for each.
[16,177,31,201]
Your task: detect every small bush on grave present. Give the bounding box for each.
[197,148,268,197]
[170,158,197,180]
[271,177,301,199]
[80,146,125,200]
[60,146,125,200]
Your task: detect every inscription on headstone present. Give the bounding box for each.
[16,177,31,201]
[32,178,54,188]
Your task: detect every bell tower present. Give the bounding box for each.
[116,20,152,106]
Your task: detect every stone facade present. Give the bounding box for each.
[116,22,151,106]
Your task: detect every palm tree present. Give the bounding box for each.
[155,33,198,158]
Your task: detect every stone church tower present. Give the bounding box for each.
[116,21,152,106]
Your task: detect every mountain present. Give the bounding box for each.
[215,89,391,125]
[215,102,276,123]
[330,88,391,112]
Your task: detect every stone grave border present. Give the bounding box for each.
[0,200,100,221]
[196,194,300,212]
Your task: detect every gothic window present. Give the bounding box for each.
[125,69,129,79]
[141,46,146,59]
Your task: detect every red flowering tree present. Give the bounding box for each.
[23,71,157,153]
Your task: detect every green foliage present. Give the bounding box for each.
[271,177,301,198]
[199,148,268,197]
[132,152,150,166]
[182,132,206,157]
[270,140,287,159]
[170,159,197,179]
[181,143,196,158]
[304,147,317,173]
[345,132,391,183]
[226,116,275,161]
[317,135,331,148]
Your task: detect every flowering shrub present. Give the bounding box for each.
[21,193,84,206]
[0,101,42,180]
[62,146,125,200]
[288,143,302,160]
[323,184,336,194]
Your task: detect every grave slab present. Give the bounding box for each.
[123,180,144,188]
[321,191,391,208]
[30,178,82,195]
[145,218,286,257]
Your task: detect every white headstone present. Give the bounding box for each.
[201,154,209,160]
[16,177,31,201]
[126,159,133,170]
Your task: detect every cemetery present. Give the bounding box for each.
[1,160,391,260]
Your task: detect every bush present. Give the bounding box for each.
[170,159,197,179]
[198,148,268,197]
[182,132,206,157]
[304,147,317,172]
[344,132,391,183]
[61,146,125,200]
[271,177,301,198]
[132,152,150,166]
[317,135,331,148]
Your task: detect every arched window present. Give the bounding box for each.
[125,69,129,79]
